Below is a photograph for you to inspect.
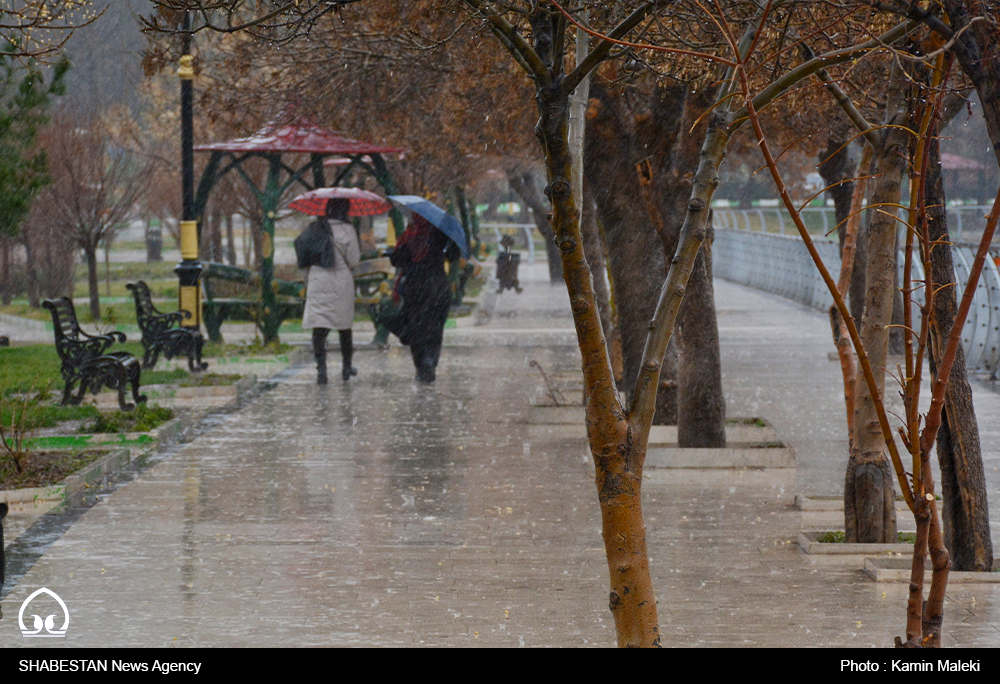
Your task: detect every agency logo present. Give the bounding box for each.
[18,588,69,638]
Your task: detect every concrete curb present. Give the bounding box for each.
[795,495,913,512]
[797,530,913,555]
[865,556,1000,583]
[0,447,131,505]
[527,419,778,445]
[645,446,796,469]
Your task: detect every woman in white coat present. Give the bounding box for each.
[300,198,361,384]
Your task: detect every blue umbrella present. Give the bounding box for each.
[388,195,469,257]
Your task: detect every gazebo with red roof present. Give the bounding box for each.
[192,112,405,343]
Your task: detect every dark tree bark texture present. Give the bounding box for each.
[924,137,993,571]
[1,240,11,306]
[584,81,668,402]
[84,244,101,320]
[652,86,727,447]
[818,132,866,321]
[506,167,563,283]
[225,213,237,266]
[584,77,726,442]
[145,218,163,263]
[675,227,726,446]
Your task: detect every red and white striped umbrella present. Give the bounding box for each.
[288,187,392,217]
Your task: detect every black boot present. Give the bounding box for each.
[412,344,436,383]
[339,329,357,381]
[313,328,329,385]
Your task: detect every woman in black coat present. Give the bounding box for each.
[390,215,460,383]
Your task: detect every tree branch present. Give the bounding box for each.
[461,0,549,82]
[731,20,920,129]
[562,1,673,93]
[799,40,881,148]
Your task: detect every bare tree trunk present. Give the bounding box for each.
[506,168,562,282]
[845,66,908,544]
[22,237,39,308]
[850,177,870,324]
[737,176,757,209]
[676,224,726,446]
[29,224,74,301]
[889,245,906,355]
[145,218,162,263]
[829,143,873,437]
[924,137,993,571]
[241,214,251,267]
[84,244,101,320]
[535,77,659,650]
[0,240,11,306]
[584,81,670,406]
[104,238,111,298]
[584,77,727,438]
[580,186,613,346]
[818,133,856,255]
[656,87,726,446]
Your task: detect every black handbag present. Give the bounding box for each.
[294,219,336,269]
[379,296,410,346]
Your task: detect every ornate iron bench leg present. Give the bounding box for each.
[127,359,147,408]
[60,376,77,407]
[108,352,145,411]
[142,344,160,370]
[72,373,91,406]
[114,362,132,411]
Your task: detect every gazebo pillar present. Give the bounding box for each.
[259,154,282,344]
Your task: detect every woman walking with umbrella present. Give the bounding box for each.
[292,188,389,384]
[388,196,467,384]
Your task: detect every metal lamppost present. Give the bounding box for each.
[175,12,202,330]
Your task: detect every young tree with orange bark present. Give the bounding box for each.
[730,9,997,645]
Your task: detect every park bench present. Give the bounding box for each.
[127,281,208,372]
[42,297,146,412]
[201,262,305,343]
[201,258,396,342]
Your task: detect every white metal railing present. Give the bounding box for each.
[713,224,1000,374]
[713,205,996,242]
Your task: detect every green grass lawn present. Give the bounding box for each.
[0,343,189,396]
[0,340,271,442]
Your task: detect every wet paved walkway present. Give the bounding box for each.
[3,264,999,647]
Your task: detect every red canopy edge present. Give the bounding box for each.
[940,152,987,171]
[194,117,405,156]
